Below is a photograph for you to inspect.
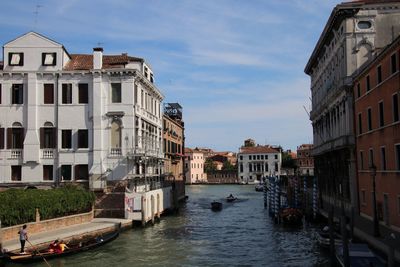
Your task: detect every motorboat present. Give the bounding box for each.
[226,195,237,202]
[211,201,223,211]
[336,243,386,267]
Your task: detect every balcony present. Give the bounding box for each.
[41,149,55,159]
[9,149,22,159]
[110,148,122,157]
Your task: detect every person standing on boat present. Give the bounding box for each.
[18,224,28,253]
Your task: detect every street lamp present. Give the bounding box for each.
[370,163,380,237]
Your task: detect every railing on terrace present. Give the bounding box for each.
[10,149,22,159]
[41,149,55,159]
[110,148,122,157]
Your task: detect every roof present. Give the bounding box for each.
[63,54,144,71]
[305,0,400,74]
[239,146,279,154]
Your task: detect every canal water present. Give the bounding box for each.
[23,185,330,267]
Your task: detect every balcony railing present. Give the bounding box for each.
[10,149,22,159]
[41,149,55,159]
[110,148,122,157]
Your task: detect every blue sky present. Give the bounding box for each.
[0,0,342,152]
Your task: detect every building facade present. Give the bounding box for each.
[184,148,206,184]
[353,35,400,229]
[237,145,282,184]
[304,1,400,215]
[296,144,314,177]
[162,103,185,201]
[0,32,164,192]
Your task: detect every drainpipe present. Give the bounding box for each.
[55,73,60,187]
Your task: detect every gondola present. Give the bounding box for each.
[2,225,120,264]
[211,201,223,211]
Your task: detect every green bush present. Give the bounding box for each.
[0,186,95,227]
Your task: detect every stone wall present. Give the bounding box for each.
[1,210,93,241]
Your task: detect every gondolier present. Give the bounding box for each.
[18,224,28,254]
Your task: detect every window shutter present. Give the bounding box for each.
[7,128,11,149]
[0,128,4,149]
[40,128,44,149]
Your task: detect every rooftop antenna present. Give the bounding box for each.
[33,4,42,30]
[96,42,104,47]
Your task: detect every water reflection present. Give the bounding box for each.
[19,185,329,267]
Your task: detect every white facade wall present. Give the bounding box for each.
[237,152,282,184]
[185,151,206,184]
[0,32,164,186]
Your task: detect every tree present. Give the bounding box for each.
[282,152,296,169]
[204,158,217,173]
[222,160,236,171]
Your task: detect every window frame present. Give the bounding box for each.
[61,129,72,149]
[377,65,382,84]
[367,107,372,131]
[43,83,54,104]
[11,165,22,181]
[62,83,73,104]
[379,101,384,127]
[78,83,89,104]
[111,83,122,103]
[393,93,399,122]
[8,52,24,66]
[380,146,386,171]
[77,129,89,149]
[12,84,23,104]
[43,165,53,181]
[391,52,397,74]
[42,52,56,66]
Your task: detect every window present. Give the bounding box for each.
[0,84,2,104]
[367,108,372,131]
[393,94,399,122]
[380,147,386,171]
[40,126,56,148]
[7,126,24,149]
[379,101,384,127]
[239,155,243,161]
[366,75,371,91]
[240,164,243,173]
[391,53,397,74]
[78,83,88,104]
[75,164,88,180]
[249,155,252,160]
[265,163,268,172]
[111,83,121,103]
[261,155,264,160]
[361,190,366,204]
[275,162,278,172]
[0,128,4,149]
[61,165,72,180]
[265,155,268,159]
[275,155,278,159]
[11,165,21,181]
[43,84,54,104]
[77,129,88,149]
[396,144,400,170]
[357,83,361,98]
[377,66,382,84]
[9,52,23,66]
[42,52,56,66]
[358,21,372,29]
[249,164,252,172]
[359,151,364,170]
[257,155,260,160]
[369,148,374,167]
[61,130,72,149]
[62,84,72,104]
[358,113,362,134]
[12,84,23,104]
[43,165,53,181]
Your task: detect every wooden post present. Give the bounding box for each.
[141,196,146,227]
[329,206,335,267]
[35,208,40,222]
[0,219,3,252]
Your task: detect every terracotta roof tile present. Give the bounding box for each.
[64,54,143,71]
[239,146,279,154]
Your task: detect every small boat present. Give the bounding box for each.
[317,225,352,249]
[336,243,386,267]
[279,208,303,226]
[226,195,237,202]
[2,226,120,264]
[255,184,264,192]
[211,201,223,211]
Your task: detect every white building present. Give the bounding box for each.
[184,148,206,184]
[237,145,282,184]
[0,32,164,191]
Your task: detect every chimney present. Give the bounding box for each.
[93,47,103,69]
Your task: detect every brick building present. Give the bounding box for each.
[353,35,400,228]
[296,144,314,177]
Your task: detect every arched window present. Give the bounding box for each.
[111,119,122,149]
[8,122,24,149]
[40,122,56,149]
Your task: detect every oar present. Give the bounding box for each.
[26,239,52,267]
